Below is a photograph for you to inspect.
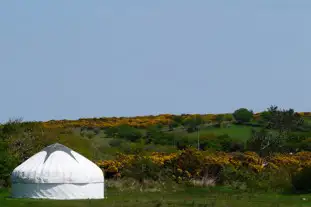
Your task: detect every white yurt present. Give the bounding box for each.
[11,143,104,200]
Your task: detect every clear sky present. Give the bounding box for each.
[0,1,310,122]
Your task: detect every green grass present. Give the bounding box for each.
[187,125,254,141]
[2,187,311,207]
[304,118,311,125]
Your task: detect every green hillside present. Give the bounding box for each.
[2,106,311,205]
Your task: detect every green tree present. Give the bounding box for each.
[171,115,184,125]
[261,105,304,133]
[233,108,253,124]
[183,115,204,133]
[0,139,18,187]
[246,128,286,156]
[215,114,224,128]
[223,114,234,122]
[115,124,143,142]
[168,121,179,131]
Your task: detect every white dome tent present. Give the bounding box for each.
[11,143,104,200]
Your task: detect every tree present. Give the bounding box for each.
[233,108,253,124]
[171,115,184,125]
[183,115,204,133]
[260,105,304,133]
[215,114,224,128]
[223,114,234,122]
[168,121,179,131]
[115,125,143,142]
[246,128,286,156]
[0,139,18,187]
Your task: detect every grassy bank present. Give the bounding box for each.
[1,187,311,207]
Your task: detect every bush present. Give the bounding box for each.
[151,132,176,146]
[233,108,253,124]
[223,114,234,122]
[198,134,244,152]
[246,128,285,156]
[109,139,124,147]
[199,134,222,151]
[221,138,245,152]
[292,167,311,193]
[183,116,204,133]
[219,166,292,192]
[176,137,192,150]
[105,125,143,142]
[121,156,164,185]
[0,140,18,187]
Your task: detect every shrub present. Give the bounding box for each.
[93,127,101,135]
[292,167,311,193]
[233,108,253,124]
[0,140,19,187]
[176,137,192,150]
[221,138,245,152]
[299,138,311,151]
[183,116,204,133]
[121,156,164,185]
[151,132,176,146]
[105,125,143,142]
[199,134,222,151]
[215,115,224,128]
[219,166,292,192]
[223,114,234,122]
[198,134,244,152]
[109,139,124,147]
[246,128,285,156]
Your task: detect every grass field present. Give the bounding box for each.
[185,125,254,141]
[2,187,311,207]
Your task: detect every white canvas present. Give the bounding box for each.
[11,143,105,200]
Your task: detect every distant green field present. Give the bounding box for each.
[184,125,254,141]
[1,187,311,207]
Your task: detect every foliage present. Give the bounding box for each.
[121,156,164,185]
[145,127,176,146]
[246,128,286,156]
[3,106,311,193]
[233,108,254,124]
[215,114,224,127]
[108,138,124,147]
[198,134,244,152]
[104,125,143,142]
[223,114,234,122]
[291,166,311,193]
[182,115,204,133]
[261,105,304,133]
[0,140,18,187]
[98,149,311,193]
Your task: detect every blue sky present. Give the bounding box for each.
[0,1,310,122]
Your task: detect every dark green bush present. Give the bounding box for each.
[105,125,143,142]
[0,140,19,187]
[109,139,124,147]
[198,134,244,152]
[292,167,311,193]
[233,108,253,124]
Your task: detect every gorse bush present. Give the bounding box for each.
[97,149,311,193]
